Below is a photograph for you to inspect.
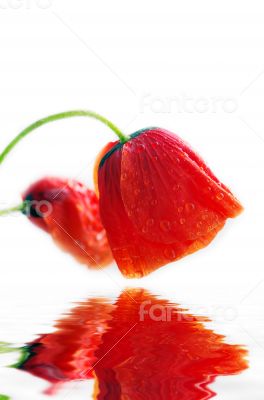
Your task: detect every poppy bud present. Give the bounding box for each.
[95,128,243,278]
[23,177,113,268]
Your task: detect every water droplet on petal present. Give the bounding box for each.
[134,188,140,196]
[173,184,180,191]
[185,203,195,213]
[151,141,159,149]
[179,218,186,225]
[151,199,158,206]
[207,225,213,232]
[216,192,224,200]
[178,206,183,213]
[160,220,171,232]
[164,247,177,260]
[136,144,145,153]
[144,178,151,186]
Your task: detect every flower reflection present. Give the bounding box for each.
[20,290,248,399]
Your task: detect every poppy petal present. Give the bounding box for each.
[120,129,242,245]
[94,141,119,197]
[98,145,224,277]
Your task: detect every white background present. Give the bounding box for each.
[0,1,264,399]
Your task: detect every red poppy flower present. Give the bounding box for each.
[20,290,247,399]
[93,290,247,400]
[21,299,113,395]
[22,177,113,268]
[95,128,243,278]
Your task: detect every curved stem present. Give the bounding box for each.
[0,203,25,216]
[0,110,129,166]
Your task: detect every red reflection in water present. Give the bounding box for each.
[21,290,247,399]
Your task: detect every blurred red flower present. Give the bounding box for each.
[23,177,113,268]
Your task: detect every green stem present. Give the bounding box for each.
[0,203,26,216]
[0,110,129,166]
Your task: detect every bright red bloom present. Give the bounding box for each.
[20,290,247,399]
[95,128,243,278]
[22,177,113,268]
[93,290,247,400]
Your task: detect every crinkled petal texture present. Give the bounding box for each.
[98,128,243,278]
[23,178,113,268]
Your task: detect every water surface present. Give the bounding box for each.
[0,288,248,399]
